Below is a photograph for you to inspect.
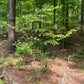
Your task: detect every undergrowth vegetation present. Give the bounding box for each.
[0,0,84,83]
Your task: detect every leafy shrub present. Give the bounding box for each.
[34,38,46,52]
[46,52,54,57]
[15,41,32,57]
[15,41,33,69]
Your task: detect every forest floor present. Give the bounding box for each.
[0,31,84,84]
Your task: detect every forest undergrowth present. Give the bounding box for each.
[0,29,84,84]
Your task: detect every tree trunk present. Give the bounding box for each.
[61,0,65,26]
[54,0,56,25]
[76,0,79,20]
[65,4,69,29]
[81,0,84,29]
[7,0,16,53]
[80,0,84,35]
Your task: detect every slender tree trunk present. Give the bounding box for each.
[7,0,16,53]
[19,0,21,30]
[65,5,69,29]
[77,0,79,20]
[83,0,84,22]
[81,0,84,33]
[62,0,65,26]
[54,0,56,25]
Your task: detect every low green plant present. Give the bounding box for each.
[44,58,49,67]
[0,57,4,64]
[78,51,84,55]
[74,51,84,58]
[25,76,28,79]
[25,65,28,68]
[39,58,49,72]
[69,45,75,50]
[30,76,33,80]
[8,62,13,68]
[6,56,13,68]
[74,54,84,58]
[39,67,49,72]
[0,79,4,84]
[15,42,33,69]
[46,52,54,58]
[64,56,68,60]
[64,55,72,60]
[28,69,32,71]
[75,59,80,62]
[17,61,22,70]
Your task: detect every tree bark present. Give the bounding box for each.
[61,0,65,26]
[7,0,16,53]
[76,0,79,20]
[54,0,56,25]
[81,0,84,29]
[80,0,84,35]
[65,4,69,29]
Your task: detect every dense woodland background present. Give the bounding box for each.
[0,0,84,84]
